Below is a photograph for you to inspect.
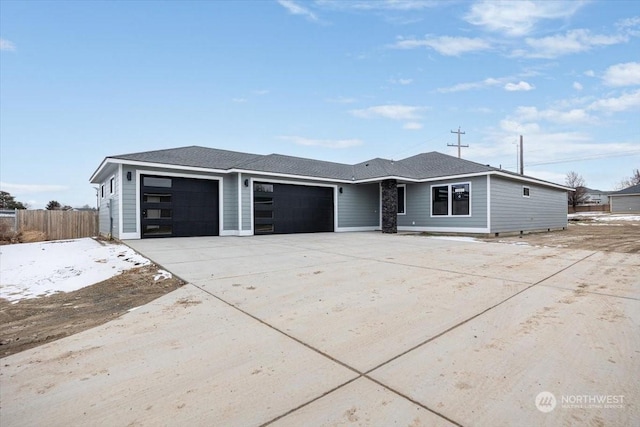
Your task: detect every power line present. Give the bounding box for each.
[507,149,640,169]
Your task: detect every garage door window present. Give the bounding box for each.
[143,193,172,203]
[143,177,172,188]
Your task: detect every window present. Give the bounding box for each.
[254,183,274,193]
[452,184,470,215]
[145,209,172,219]
[101,184,105,198]
[523,186,530,198]
[143,193,172,203]
[143,224,172,236]
[431,182,471,216]
[143,176,172,188]
[432,186,449,216]
[397,185,406,215]
[109,177,115,194]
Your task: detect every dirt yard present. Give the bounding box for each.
[481,216,640,253]
[0,264,184,357]
[1,216,638,358]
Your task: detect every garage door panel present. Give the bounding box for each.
[254,182,333,235]
[141,175,219,238]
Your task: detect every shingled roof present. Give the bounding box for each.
[610,183,640,195]
[95,145,566,189]
[106,145,499,181]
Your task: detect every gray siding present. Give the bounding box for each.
[98,165,119,238]
[337,183,380,228]
[610,195,640,213]
[398,176,488,229]
[490,176,567,233]
[122,165,137,234]
[223,174,238,231]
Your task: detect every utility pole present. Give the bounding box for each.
[519,134,524,175]
[448,127,468,159]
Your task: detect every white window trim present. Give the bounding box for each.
[101,184,105,199]
[522,185,530,198]
[430,181,472,217]
[109,176,115,195]
[397,184,406,216]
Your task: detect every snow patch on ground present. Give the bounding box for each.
[154,270,172,281]
[425,236,482,243]
[569,213,640,222]
[0,238,151,303]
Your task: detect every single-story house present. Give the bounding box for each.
[89,146,571,239]
[609,183,640,214]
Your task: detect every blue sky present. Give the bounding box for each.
[1,0,639,209]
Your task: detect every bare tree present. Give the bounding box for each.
[615,169,640,190]
[565,171,588,208]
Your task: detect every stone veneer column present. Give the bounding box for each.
[381,179,398,234]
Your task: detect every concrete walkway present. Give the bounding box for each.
[1,233,638,426]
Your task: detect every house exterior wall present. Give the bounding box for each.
[610,195,640,213]
[398,175,488,232]
[490,176,567,233]
[97,164,119,238]
[337,183,380,229]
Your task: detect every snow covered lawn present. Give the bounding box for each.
[568,213,640,222]
[0,238,152,303]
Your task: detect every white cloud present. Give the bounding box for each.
[573,82,583,91]
[504,81,535,91]
[437,77,503,93]
[517,29,627,59]
[403,122,423,130]
[602,62,640,87]
[0,38,16,51]
[277,0,319,21]
[465,0,586,37]
[588,90,640,113]
[584,70,595,77]
[350,104,426,120]
[513,106,593,124]
[279,135,363,149]
[232,98,247,103]
[392,36,491,56]
[253,89,270,95]
[0,182,69,194]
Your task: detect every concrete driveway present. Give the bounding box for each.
[2,233,638,426]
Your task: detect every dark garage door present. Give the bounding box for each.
[254,182,334,235]
[141,175,219,238]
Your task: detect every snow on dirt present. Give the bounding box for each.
[0,238,151,303]
[568,213,640,222]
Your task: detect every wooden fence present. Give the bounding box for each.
[568,204,610,214]
[14,210,99,240]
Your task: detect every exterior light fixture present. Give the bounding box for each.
[126,171,132,181]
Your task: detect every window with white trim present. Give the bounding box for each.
[397,184,406,215]
[110,177,115,195]
[101,184,105,199]
[431,182,471,216]
[523,186,530,198]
